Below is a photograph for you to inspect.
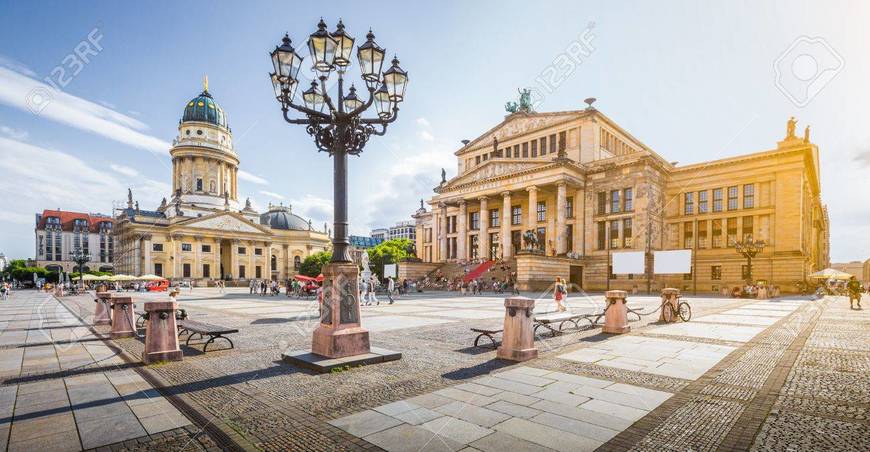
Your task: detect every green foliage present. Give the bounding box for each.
[299,251,332,277]
[367,238,414,277]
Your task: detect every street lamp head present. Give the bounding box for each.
[308,18,338,74]
[271,34,303,84]
[331,19,355,68]
[357,29,386,90]
[343,84,364,111]
[382,56,408,102]
[270,72,298,107]
[302,80,325,112]
[374,83,392,119]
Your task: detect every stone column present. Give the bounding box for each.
[142,235,152,274]
[602,290,630,334]
[142,301,183,363]
[501,191,512,259]
[526,186,538,233]
[478,196,489,260]
[248,241,255,279]
[283,244,290,279]
[231,239,239,280]
[496,296,537,361]
[556,182,568,255]
[457,200,467,260]
[574,188,585,255]
[439,203,448,261]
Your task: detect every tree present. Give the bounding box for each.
[299,251,332,277]
[367,238,414,277]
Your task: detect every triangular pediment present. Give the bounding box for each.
[444,160,552,189]
[177,211,270,235]
[457,111,586,155]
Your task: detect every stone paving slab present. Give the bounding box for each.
[647,321,766,342]
[693,313,779,326]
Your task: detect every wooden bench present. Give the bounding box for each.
[470,327,503,349]
[177,319,238,352]
[533,312,594,337]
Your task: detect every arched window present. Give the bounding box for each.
[196,178,203,191]
[271,255,277,272]
[293,255,301,270]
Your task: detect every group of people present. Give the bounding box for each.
[248,279,281,296]
[0,282,11,300]
[360,275,397,305]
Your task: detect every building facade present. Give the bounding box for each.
[413,104,829,293]
[113,81,330,283]
[34,210,114,273]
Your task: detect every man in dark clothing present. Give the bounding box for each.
[847,276,862,309]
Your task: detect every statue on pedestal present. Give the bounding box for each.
[804,125,811,143]
[786,116,797,139]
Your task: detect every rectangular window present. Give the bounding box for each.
[711,265,722,280]
[698,191,708,214]
[712,219,723,248]
[684,221,694,249]
[536,201,546,222]
[201,244,212,253]
[469,235,479,259]
[482,153,488,161]
[597,221,607,250]
[743,184,755,208]
[684,266,693,281]
[727,218,737,246]
[238,247,246,255]
[598,192,607,215]
[624,188,633,211]
[152,243,163,252]
[742,264,750,280]
[255,248,263,256]
[470,211,480,230]
[522,142,529,158]
[255,266,262,279]
[513,144,519,157]
[182,263,191,278]
[611,190,621,213]
[531,140,538,157]
[154,263,163,277]
[698,221,708,249]
[539,137,546,154]
[559,131,567,152]
[623,218,633,248]
[489,232,499,259]
[566,197,574,218]
[684,192,694,215]
[536,227,546,251]
[713,188,723,212]
[181,243,192,252]
[742,216,754,241]
[203,264,210,278]
[511,206,522,225]
[476,155,481,165]
[549,134,557,153]
[239,265,246,279]
[728,186,738,210]
[610,220,620,249]
[196,178,203,191]
[490,209,499,227]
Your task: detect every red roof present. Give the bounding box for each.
[36,209,113,233]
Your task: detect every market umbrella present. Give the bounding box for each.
[138,274,166,281]
[808,268,852,280]
[81,274,102,281]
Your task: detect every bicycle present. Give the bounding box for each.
[661,294,692,322]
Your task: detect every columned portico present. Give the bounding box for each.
[501,191,512,259]
[478,196,489,260]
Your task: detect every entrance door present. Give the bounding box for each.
[569,265,583,289]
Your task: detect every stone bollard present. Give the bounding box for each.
[94,291,112,325]
[602,290,630,334]
[497,296,538,362]
[142,301,183,364]
[659,288,680,322]
[109,295,136,338]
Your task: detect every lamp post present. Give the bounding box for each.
[734,237,765,284]
[270,19,407,364]
[70,248,90,288]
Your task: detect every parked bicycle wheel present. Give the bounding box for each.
[678,302,692,322]
[661,302,674,322]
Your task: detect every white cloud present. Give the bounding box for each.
[0,66,169,155]
[109,163,138,177]
[419,130,435,142]
[259,190,284,199]
[288,194,333,229]
[238,169,268,185]
[0,125,28,141]
[0,55,37,77]
[416,117,430,127]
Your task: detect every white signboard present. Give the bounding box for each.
[612,251,645,274]
[653,249,693,274]
[383,264,397,278]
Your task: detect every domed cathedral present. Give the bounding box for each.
[113,78,331,285]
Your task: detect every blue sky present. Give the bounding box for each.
[1,0,868,263]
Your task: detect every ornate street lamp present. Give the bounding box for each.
[734,237,765,284]
[70,247,90,288]
[270,18,406,366]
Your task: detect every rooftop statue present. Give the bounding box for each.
[505,88,534,114]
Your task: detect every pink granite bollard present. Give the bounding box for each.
[109,295,136,338]
[497,296,538,362]
[94,291,112,325]
[142,301,182,364]
[602,290,631,334]
[311,263,370,358]
[659,288,680,323]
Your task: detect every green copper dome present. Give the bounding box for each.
[182,90,229,129]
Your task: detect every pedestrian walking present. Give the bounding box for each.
[249,279,256,295]
[366,276,380,305]
[387,276,395,304]
[554,277,567,312]
[847,276,862,309]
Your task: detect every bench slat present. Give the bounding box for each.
[178,320,238,335]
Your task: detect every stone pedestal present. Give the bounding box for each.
[660,288,680,323]
[283,262,401,373]
[94,291,112,325]
[142,301,183,364]
[602,290,630,334]
[109,295,136,339]
[497,297,538,362]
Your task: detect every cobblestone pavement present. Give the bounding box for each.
[45,288,864,451]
